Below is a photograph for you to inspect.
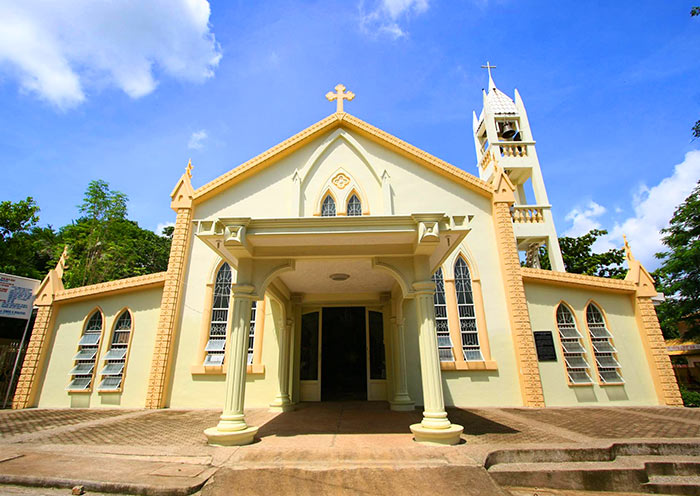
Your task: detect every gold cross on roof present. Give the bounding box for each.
[326,84,355,113]
[186,159,193,178]
[481,61,496,79]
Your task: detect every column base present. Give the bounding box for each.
[269,402,294,413]
[390,400,415,412]
[204,425,259,446]
[410,423,463,445]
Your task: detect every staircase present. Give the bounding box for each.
[486,442,700,494]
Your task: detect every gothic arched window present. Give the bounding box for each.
[347,194,362,216]
[454,258,483,361]
[68,310,103,390]
[586,303,623,383]
[556,304,592,384]
[321,195,336,217]
[431,268,454,361]
[204,263,232,366]
[98,310,133,391]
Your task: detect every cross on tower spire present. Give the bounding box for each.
[481,61,497,90]
[326,84,355,113]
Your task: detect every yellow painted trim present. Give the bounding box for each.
[344,187,370,216]
[98,308,135,394]
[193,113,493,204]
[67,307,106,394]
[443,278,464,366]
[521,268,635,294]
[315,189,339,217]
[440,360,498,371]
[190,364,266,375]
[553,301,594,388]
[54,272,166,303]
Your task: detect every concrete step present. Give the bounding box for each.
[644,475,700,495]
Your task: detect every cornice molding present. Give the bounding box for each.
[521,267,635,293]
[54,272,167,303]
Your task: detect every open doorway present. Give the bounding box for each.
[321,307,367,401]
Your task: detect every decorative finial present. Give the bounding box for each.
[55,245,68,278]
[186,159,193,178]
[623,234,634,262]
[481,61,497,90]
[325,84,355,113]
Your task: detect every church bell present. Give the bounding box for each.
[500,122,517,140]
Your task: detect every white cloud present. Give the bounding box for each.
[561,150,700,268]
[359,0,429,39]
[0,0,222,109]
[188,129,208,150]
[563,201,606,237]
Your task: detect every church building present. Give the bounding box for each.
[13,74,682,446]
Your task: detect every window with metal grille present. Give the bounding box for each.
[431,268,454,361]
[204,263,232,366]
[556,304,592,384]
[321,195,336,217]
[97,310,132,391]
[347,194,362,216]
[586,303,623,384]
[68,311,103,391]
[247,301,257,365]
[454,258,483,361]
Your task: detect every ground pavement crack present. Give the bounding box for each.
[491,408,593,443]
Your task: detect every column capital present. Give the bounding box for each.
[412,280,435,295]
[230,284,256,297]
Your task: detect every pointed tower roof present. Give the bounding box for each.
[481,61,517,115]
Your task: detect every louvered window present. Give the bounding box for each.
[454,258,483,361]
[97,310,132,391]
[68,311,102,390]
[321,195,336,217]
[247,301,257,365]
[556,304,592,384]
[205,263,232,366]
[347,194,362,216]
[586,304,623,384]
[431,268,454,361]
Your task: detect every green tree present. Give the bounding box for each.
[0,197,56,279]
[58,181,171,288]
[654,180,700,339]
[538,229,626,278]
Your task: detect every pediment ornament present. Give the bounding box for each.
[332,172,351,189]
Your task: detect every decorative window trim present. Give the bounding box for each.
[345,188,369,216]
[67,307,105,393]
[584,300,624,386]
[191,260,266,376]
[97,308,135,394]
[554,302,593,387]
[432,268,455,362]
[438,251,496,371]
[311,169,371,216]
[318,190,338,217]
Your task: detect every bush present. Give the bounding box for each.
[680,386,700,407]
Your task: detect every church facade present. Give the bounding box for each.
[13,78,682,446]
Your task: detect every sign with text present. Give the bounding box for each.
[534,331,557,362]
[0,273,40,320]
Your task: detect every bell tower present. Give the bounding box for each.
[473,63,565,271]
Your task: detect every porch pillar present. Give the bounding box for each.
[409,280,463,445]
[270,317,294,412]
[389,314,414,411]
[204,284,258,446]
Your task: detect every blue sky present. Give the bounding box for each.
[0,0,698,268]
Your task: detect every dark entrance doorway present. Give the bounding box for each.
[321,307,367,401]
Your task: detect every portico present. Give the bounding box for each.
[198,213,470,446]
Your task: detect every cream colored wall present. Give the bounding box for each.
[524,281,658,406]
[37,287,163,408]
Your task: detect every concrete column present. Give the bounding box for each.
[409,280,463,445]
[270,317,294,412]
[389,314,414,411]
[204,284,258,446]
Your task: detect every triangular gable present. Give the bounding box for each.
[193,113,493,204]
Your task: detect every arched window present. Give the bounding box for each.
[586,303,623,383]
[432,268,454,361]
[556,304,591,384]
[347,194,362,216]
[204,263,232,366]
[247,301,258,365]
[68,310,103,390]
[98,310,132,391]
[321,194,336,217]
[454,258,483,361]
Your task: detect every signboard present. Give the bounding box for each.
[0,273,40,320]
[533,331,557,362]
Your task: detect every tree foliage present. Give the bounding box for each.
[654,180,700,339]
[538,229,626,278]
[0,181,171,288]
